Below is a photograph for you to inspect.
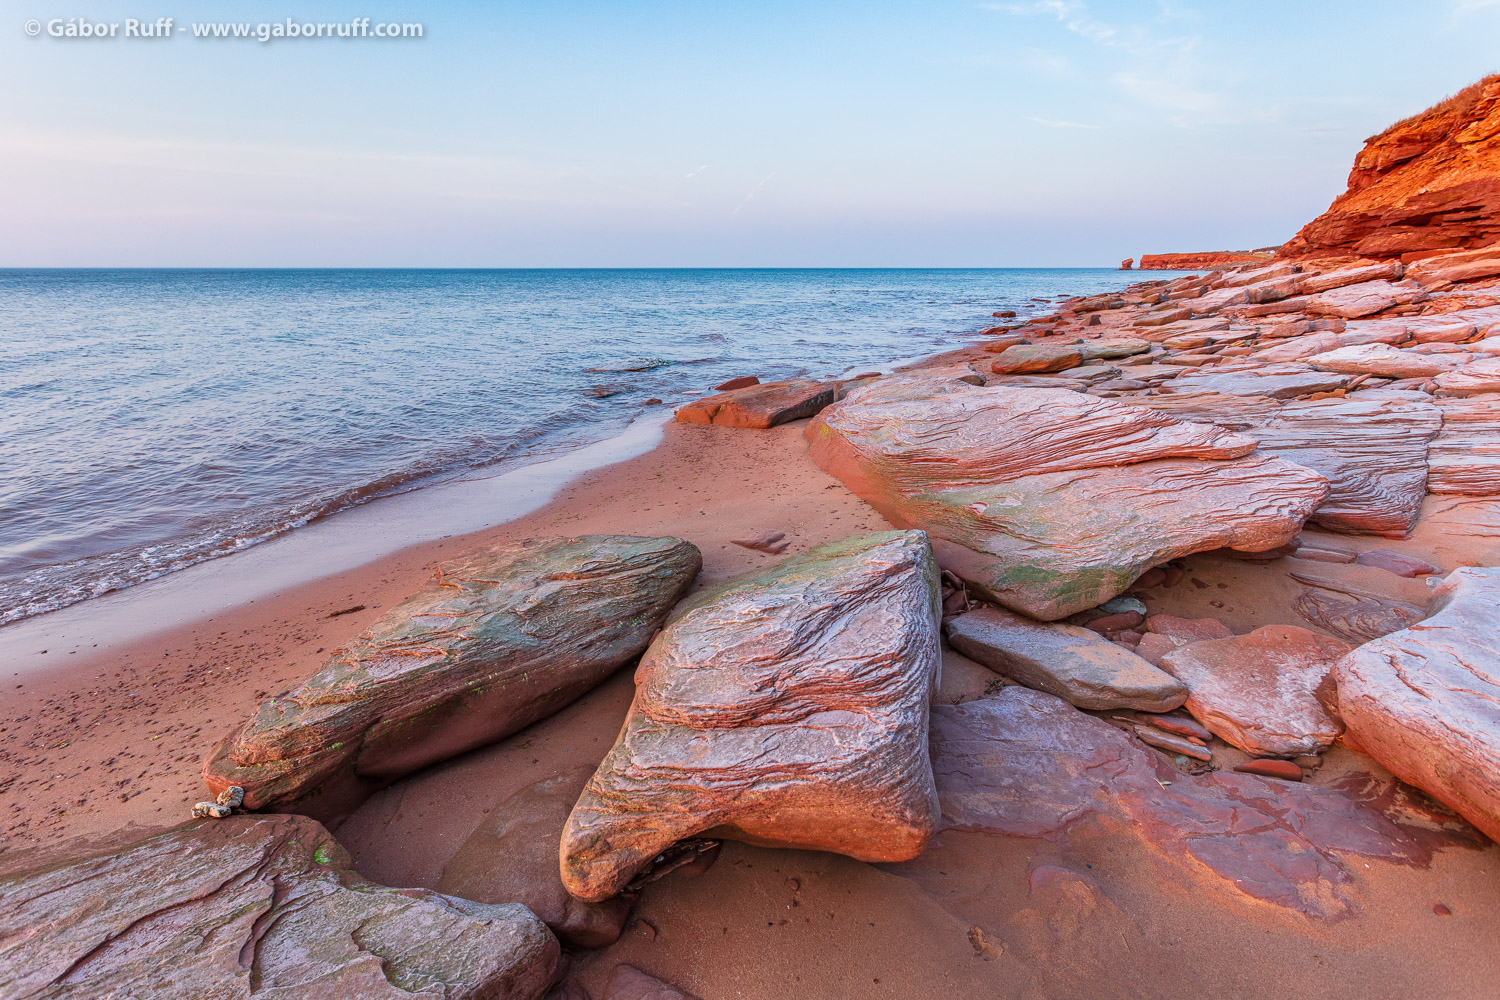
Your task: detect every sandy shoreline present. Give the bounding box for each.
[8,277,1500,997]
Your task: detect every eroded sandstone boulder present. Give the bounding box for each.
[988,343,1084,374]
[559,531,942,902]
[1247,394,1441,536]
[0,815,559,1000]
[806,377,1328,619]
[674,379,837,428]
[1335,567,1500,841]
[203,535,701,821]
[1159,625,1350,757]
[945,606,1186,712]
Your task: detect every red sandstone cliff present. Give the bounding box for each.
[1138,249,1279,270]
[1280,75,1500,262]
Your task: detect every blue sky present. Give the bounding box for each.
[3,1,1499,266]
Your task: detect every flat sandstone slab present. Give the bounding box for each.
[560,530,943,902]
[945,605,1187,712]
[0,815,558,1000]
[806,376,1327,619]
[1159,625,1350,757]
[1335,567,1500,842]
[204,535,700,820]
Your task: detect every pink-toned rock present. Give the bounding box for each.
[805,376,1329,620]
[1144,614,1234,642]
[1335,567,1500,841]
[932,687,1475,920]
[1356,549,1440,577]
[1133,306,1194,327]
[989,343,1085,374]
[1161,363,1349,399]
[1299,262,1405,294]
[0,815,560,1000]
[1409,318,1479,343]
[1135,615,1233,665]
[945,606,1187,712]
[1435,356,1500,395]
[714,375,760,391]
[1118,389,1282,430]
[1294,543,1358,563]
[1428,396,1500,494]
[1235,759,1305,781]
[1159,625,1351,756]
[203,536,700,822]
[1247,394,1441,536]
[1303,280,1429,319]
[675,378,837,428]
[1249,332,1343,363]
[559,531,942,902]
[1307,344,1456,379]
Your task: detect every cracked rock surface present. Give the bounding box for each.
[0,814,559,1000]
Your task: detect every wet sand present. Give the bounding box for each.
[6,410,1500,998]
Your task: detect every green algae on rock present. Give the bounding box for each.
[203,535,701,822]
[560,530,943,903]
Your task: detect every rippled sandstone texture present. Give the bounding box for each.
[559,530,942,903]
[1335,567,1500,841]
[1281,75,1500,260]
[0,814,559,1000]
[203,535,701,822]
[804,376,1328,619]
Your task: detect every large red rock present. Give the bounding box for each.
[1428,396,1500,494]
[806,376,1329,619]
[1407,246,1500,288]
[945,605,1187,712]
[559,531,942,902]
[1160,363,1349,399]
[1335,567,1500,841]
[1435,356,1500,395]
[202,535,701,822]
[932,687,1476,920]
[1307,344,1457,379]
[1301,280,1429,319]
[988,343,1084,374]
[0,815,559,1000]
[1158,625,1351,756]
[1247,395,1441,536]
[674,379,837,427]
[1134,615,1233,665]
[1281,75,1500,260]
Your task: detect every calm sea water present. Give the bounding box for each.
[0,268,1165,624]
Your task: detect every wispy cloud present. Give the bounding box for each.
[980,1,1116,44]
[685,164,709,179]
[731,172,775,217]
[1026,116,1100,129]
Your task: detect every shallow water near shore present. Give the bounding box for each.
[0,267,1171,624]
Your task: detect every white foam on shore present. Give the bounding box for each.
[0,410,670,674]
